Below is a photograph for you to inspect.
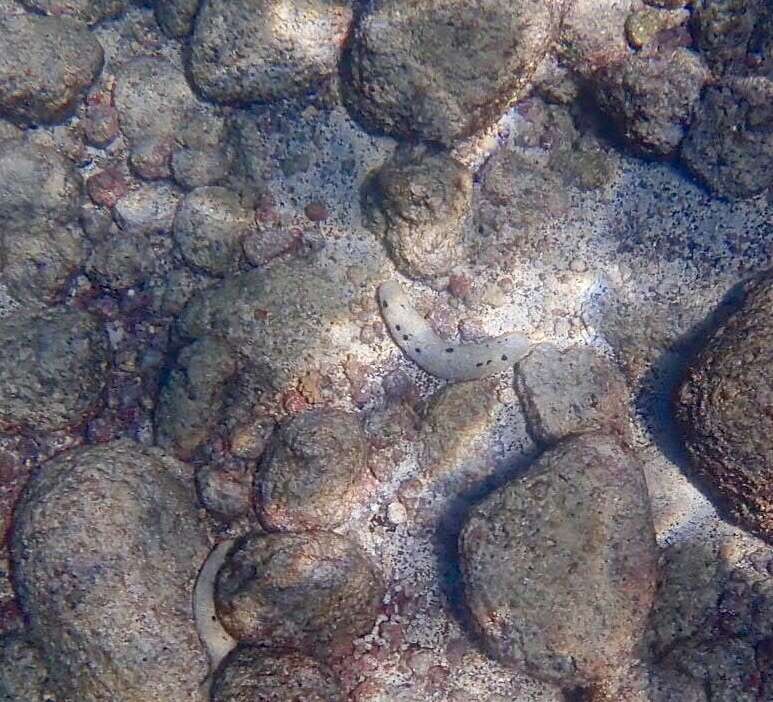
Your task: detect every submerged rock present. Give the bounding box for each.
[10,441,210,702]
[345,0,561,145]
[19,0,130,24]
[0,631,49,702]
[676,270,773,542]
[0,14,103,125]
[0,309,109,432]
[460,433,658,689]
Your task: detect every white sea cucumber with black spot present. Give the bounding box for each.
[377,279,531,381]
[194,539,237,688]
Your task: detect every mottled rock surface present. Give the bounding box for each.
[154,0,200,37]
[190,0,352,104]
[0,309,108,432]
[0,15,103,125]
[10,441,209,702]
[256,408,369,531]
[460,433,658,689]
[676,271,773,542]
[215,531,385,655]
[0,632,49,702]
[173,186,253,275]
[514,344,631,445]
[346,0,561,145]
[362,144,472,280]
[19,0,130,24]
[211,647,344,702]
[113,183,181,236]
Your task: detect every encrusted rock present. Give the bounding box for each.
[154,0,200,37]
[10,440,210,702]
[196,462,253,521]
[0,309,108,432]
[594,49,709,157]
[215,531,385,655]
[676,271,773,542]
[0,15,103,125]
[211,647,344,702]
[514,344,631,445]
[362,144,472,280]
[176,258,352,392]
[86,230,170,290]
[692,0,765,74]
[255,408,369,531]
[173,186,253,276]
[345,0,561,145]
[681,81,773,199]
[0,631,49,701]
[19,0,130,24]
[460,433,658,689]
[190,0,353,104]
[113,183,181,236]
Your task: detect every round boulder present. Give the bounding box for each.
[189,0,353,104]
[362,144,472,280]
[459,433,658,689]
[255,408,369,531]
[676,270,773,542]
[173,186,253,275]
[215,531,385,655]
[10,440,210,702]
[0,308,109,432]
[346,0,560,145]
[211,647,344,702]
[0,14,104,125]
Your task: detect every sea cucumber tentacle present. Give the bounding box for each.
[377,279,530,381]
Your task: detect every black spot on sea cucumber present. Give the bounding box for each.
[445,348,454,353]
[486,359,492,365]
[395,324,401,331]
[501,354,508,361]
[475,362,483,367]
[415,348,421,353]
[403,335,409,341]
[382,300,388,308]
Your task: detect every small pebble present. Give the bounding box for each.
[304,201,328,222]
[387,501,408,525]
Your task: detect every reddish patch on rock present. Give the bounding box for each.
[282,388,310,414]
[304,201,328,222]
[448,272,472,299]
[87,167,129,208]
[83,104,120,147]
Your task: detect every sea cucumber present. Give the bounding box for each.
[194,539,237,688]
[377,279,530,381]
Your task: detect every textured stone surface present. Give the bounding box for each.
[19,0,130,24]
[0,15,103,125]
[190,0,353,104]
[362,144,472,280]
[256,408,369,531]
[211,647,344,702]
[0,632,49,702]
[173,186,253,275]
[0,309,109,432]
[460,433,658,688]
[345,0,560,145]
[514,344,631,445]
[154,0,200,37]
[215,531,385,655]
[10,441,210,702]
[676,271,773,541]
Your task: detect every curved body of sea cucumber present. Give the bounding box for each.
[377,279,531,381]
[194,539,237,686]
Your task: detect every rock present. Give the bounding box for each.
[19,0,130,24]
[2,226,88,304]
[680,81,773,199]
[215,531,385,655]
[692,0,765,74]
[113,183,181,236]
[211,647,344,702]
[419,378,499,477]
[513,344,631,446]
[82,103,121,148]
[176,258,352,391]
[0,15,103,125]
[154,0,200,37]
[86,230,169,290]
[362,144,472,280]
[593,49,709,157]
[114,58,216,181]
[10,440,210,702]
[345,0,560,145]
[624,6,688,49]
[0,631,49,702]
[155,336,239,457]
[189,0,353,104]
[548,135,617,191]
[0,141,82,235]
[173,186,253,276]
[196,463,253,520]
[0,308,108,431]
[255,408,369,531]
[459,433,658,688]
[676,271,773,542]
[171,114,232,190]
[86,167,129,208]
